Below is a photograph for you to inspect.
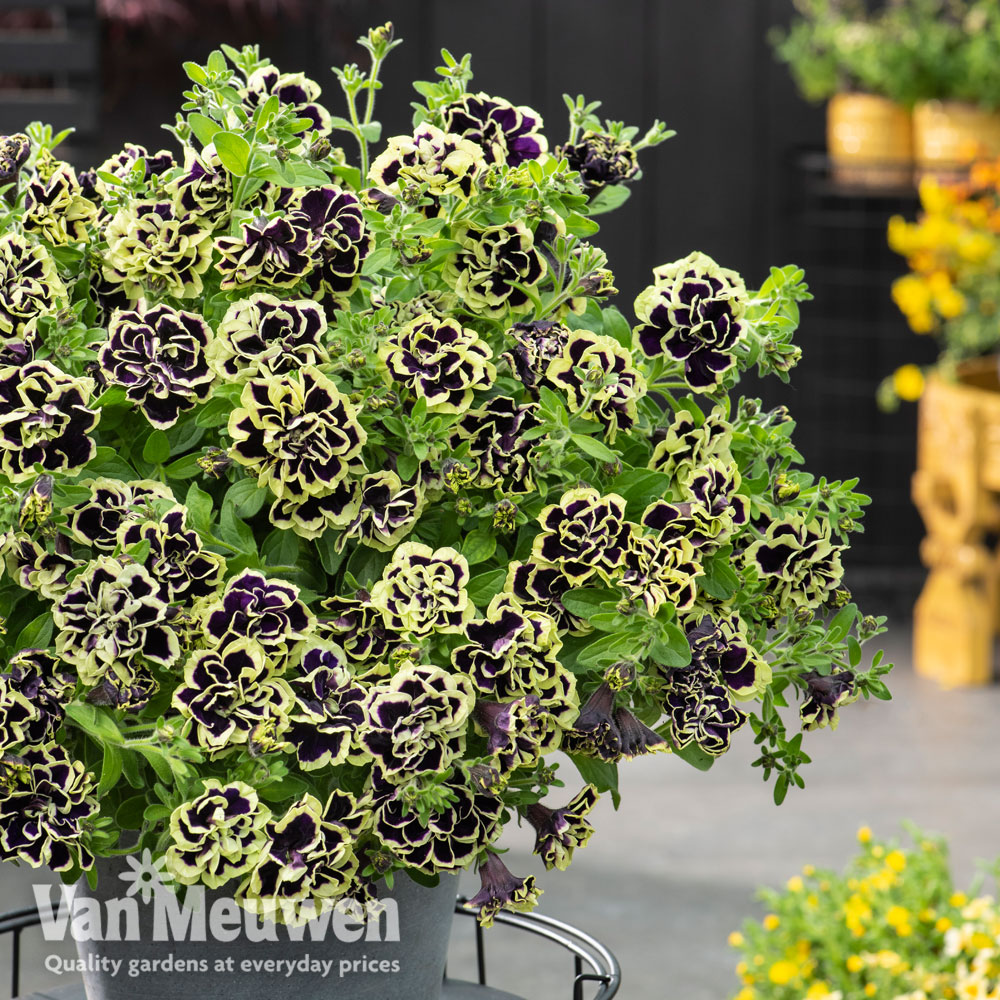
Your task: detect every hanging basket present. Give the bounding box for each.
[826,92,913,188]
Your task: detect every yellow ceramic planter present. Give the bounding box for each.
[913,100,1000,181]
[827,92,913,188]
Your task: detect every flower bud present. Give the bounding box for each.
[492,499,518,532]
[198,447,232,478]
[455,497,473,517]
[308,136,332,161]
[0,133,30,184]
[347,348,367,369]
[772,473,800,504]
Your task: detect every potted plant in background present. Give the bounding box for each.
[770,0,921,188]
[727,826,1000,1000]
[0,22,891,1000]
[886,0,1000,180]
[881,160,1000,687]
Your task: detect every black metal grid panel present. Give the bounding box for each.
[756,149,936,614]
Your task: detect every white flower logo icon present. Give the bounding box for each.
[118,848,174,903]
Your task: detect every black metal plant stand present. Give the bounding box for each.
[1,900,620,1000]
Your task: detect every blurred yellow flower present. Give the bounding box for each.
[886,850,908,873]
[768,960,798,985]
[787,875,805,892]
[763,914,780,931]
[857,826,873,844]
[729,931,745,948]
[847,955,866,973]
[863,985,876,997]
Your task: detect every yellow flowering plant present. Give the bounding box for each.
[881,159,1000,409]
[729,826,1000,1000]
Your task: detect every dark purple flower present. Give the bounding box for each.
[370,767,502,874]
[454,396,541,494]
[0,234,67,341]
[283,186,372,302]
[685,614,766,699]
[633,252,749,390]
[503,560,589,635]
[502,320,570,391]
[228,367,367,502]
[317,593,400,673]
[53,557,179,692]
[172,639,295,756]
[286,646,368,770]
[99,304,214,428]
[799,669,859,731]
[452,594,572,702]
[69,478,174,551]
[208,294,328,381]
[242,67,332,136]
[532,487,629,585]
[0,360,97,482]
[361,664,473,779]
[439,93,547,166]
[557,131,640,195]
[443,221,547,318]
[526,785,599,871]
[663,664,747,756]
[215,214,317,290]
[563,683,621,761]
[369,542,472,637]
[337,472,424,552]
[0,649,74,750]
[378,315,495,414]
[165,780,271,889]
[0,744,97,872]
[0,133,30,183]
[204,570,314,656]
[546,329,646,440]
[119,506,225,602]
[475,695,562,773]
[239,791,367,925]
[268,478,360,541]
[467,852,541,927]
[167,145,232,228]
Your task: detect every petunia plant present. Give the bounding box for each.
[0,25,889,927]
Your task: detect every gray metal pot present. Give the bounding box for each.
[71,855,456,1000]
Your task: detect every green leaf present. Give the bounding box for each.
[601,307,633,350]
[187,112,221,146]
[136,746,173,785]
[671,738,716,771]
[563,213,601,237]
[609,468,673,513]
[143,803,172,824]
[182,61,208,86]
[314,531,345,575]
[214,131,251,176]
[462,528,497,566]
[14,612,53,652]
[115,795,147,830]
[561,587,619,619]
[698,555,740,601]
[65,703,123,746]
[225,478,269,519]
[97,745,123,797]
[587,184,631,216]
[648,621,692,668]
[142,430,171,465]
[576,633,633,667]
[218,503,257,557]
[571,432,618,464]
[467,568,507,607]
[569,753,620,809]
[185,482,214,533]
[162,453,204,479]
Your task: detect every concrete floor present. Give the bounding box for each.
[5,628,1000,1000]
